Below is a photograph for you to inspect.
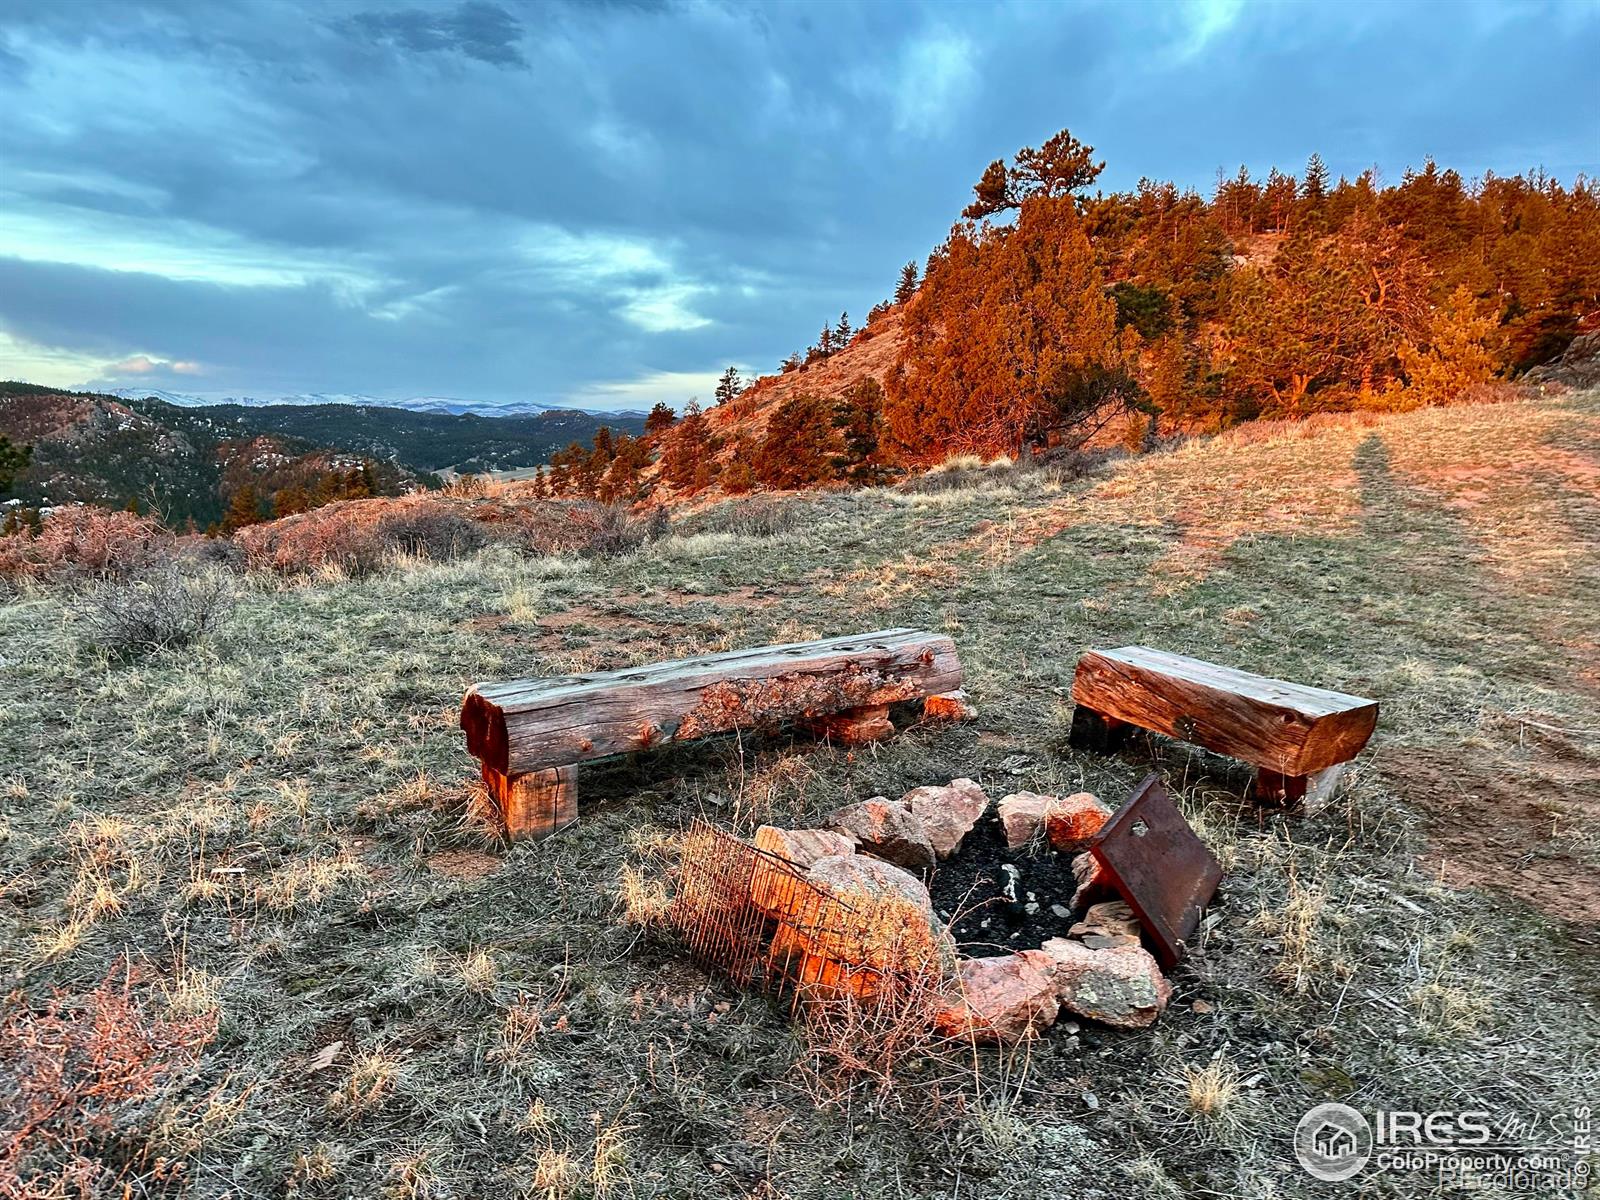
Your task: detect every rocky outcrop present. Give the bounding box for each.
[902,778,989,859]
[1040,938,1171,1029]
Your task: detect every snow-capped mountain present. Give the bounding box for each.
[101,388,603,417]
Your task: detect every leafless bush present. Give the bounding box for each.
[0,506,176,586]
[679,496,805,538]
[75,566,233,656]
[0,961,216,1199]
[900,447,1110,494]
[235,495,487,576]
[559,502,667,559]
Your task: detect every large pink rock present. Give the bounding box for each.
[902,778,989,859]
[997,792,1057,849]
[750,826,857,916]
[826,797,935,869]
[1043,792,1112,854]
[1040,938,1171,1029]
[807,853,933,915]
[780,854,947,987]
[934,950,1060,1045]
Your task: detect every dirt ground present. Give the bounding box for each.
[3,390,1597,1199]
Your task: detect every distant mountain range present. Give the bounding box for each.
[0,381,649,522]
[102,387,645,420]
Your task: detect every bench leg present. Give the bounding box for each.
[804,703,895,746]
[923,689,977,722]
[480,763,578,841]
[1068,705,1129,754]
[1250,768,1308,807]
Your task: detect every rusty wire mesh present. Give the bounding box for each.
[668,820,948,1006]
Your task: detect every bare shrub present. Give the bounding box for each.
[0,506,175,586]
[235,495,486,576]
[0,961,217,1198]
[679,496,805,538]
[900,447,1109,494]
[511,500,666,560]
[75,566,233,656]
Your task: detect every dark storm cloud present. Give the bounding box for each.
[0,0,1595,408]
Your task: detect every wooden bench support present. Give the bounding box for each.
[480,763,578,841]
[1067,705,1131,754]
[802,703,894,746]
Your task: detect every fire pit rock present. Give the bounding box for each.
[750,826,857,916]
[825,797,936,869]
[1041,938,1171,1029]
[935,949,1060,1045]
[902,778,990,859]
[1070,851,1116,909]
[996,791,1057,848]
[1043,792,1112,853]
[1069,900,1142,949]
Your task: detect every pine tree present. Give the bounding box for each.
[644,403,676,436]
[1302,153,1329,203]
[834,311,853,346]
[222,483,263,533]
[662,400,710,489]
[0,435,29,494]
[714,366,743,406]
[756,393,837,489]
[895,261,919,304]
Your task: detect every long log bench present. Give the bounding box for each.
[1069,646,1378,804]
[461,628,970,840]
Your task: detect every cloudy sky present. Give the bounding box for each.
[1,0,1596,411]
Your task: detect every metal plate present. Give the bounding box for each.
[1091,773,1222,968]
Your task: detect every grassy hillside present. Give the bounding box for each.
[2,391,1596,1197]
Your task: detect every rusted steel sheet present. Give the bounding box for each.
[1091,774,1222,969]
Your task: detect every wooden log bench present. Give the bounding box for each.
[1069,646,1378,804]
[461,628,970,840]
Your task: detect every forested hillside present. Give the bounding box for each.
[535,131,1599,500]
[0,384,415,528]
[125,397,647,475]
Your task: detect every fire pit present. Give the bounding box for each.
[665,776,1220,1044]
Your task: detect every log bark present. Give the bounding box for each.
[462,629,962,775]
[1071,646,1377,776]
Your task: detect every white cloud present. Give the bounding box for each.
[0,328,106,388]
[110,354,201,375]
[890,30,978,137]
[562,367,725,412]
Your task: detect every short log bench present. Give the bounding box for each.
[461,628,970,840]
[1069,646,1378,804]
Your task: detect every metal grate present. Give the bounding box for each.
[668,820,945,1006]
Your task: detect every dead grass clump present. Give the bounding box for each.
[74,565,233,656]
[518,505,668,566]
[0,505,176,586]
[0,960,217,1198]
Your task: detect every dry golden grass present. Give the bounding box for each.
[3,390,1597,1198]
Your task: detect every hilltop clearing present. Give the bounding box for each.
[2,389,1595,1196]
